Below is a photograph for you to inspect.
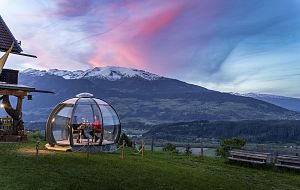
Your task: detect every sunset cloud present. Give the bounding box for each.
[1,0,300,97]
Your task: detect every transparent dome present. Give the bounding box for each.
[46,93,121,147]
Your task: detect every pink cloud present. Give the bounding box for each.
[134,4,184,38]
[87,1,187,73]
[42,0,227,75]
[88,40,146,70]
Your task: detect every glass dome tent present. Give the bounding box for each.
[46,93,121,151]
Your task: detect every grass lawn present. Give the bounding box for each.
[0,142,299,190]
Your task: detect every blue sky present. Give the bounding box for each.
[1,0,300,97]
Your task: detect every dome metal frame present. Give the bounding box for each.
[46,94,121,148]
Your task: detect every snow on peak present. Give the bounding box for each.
[21,66,162,81]
[22,68,47,76]
[48,69,85,79]
[82,66,161,80]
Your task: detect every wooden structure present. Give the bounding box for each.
[0,15,52,142]
[275,155,300,170]
[228,149,272,165]
[0,80,39,142]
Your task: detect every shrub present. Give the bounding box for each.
[118,133,133,147]
[185,144,192,155]
[216,137,246,158]
[28,130,45,142]
[163,143,178,153]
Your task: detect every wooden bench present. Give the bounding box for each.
[275,155,300,170]
[228,150,272,165]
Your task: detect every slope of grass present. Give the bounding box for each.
[0,142,299,190]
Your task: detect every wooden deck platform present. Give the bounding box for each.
[45,141,117,153]
[55,139,114,146]
[45,144,72,152]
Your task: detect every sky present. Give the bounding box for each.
[1,0,300,97]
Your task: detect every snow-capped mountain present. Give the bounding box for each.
[21,66,162,81]
[233,92,300,112]
[18,66,300,123]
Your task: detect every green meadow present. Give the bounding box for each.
[0,142,299,190]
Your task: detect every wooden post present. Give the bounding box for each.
[121,140,125,160]
[151,136,154,152]
[200,142,204,157]
[142,140,144,159]
[2,95,24,135]
[36,140,40,161]
[87,138,90,162]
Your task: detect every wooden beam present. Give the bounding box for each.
[0,89,28,96]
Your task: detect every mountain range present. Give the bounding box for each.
[22,67,161,81]
[233,93,300,112]
[17,66,300,125]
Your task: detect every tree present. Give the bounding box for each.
[216,137,246,158]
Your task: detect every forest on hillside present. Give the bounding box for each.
[143,120,300,144]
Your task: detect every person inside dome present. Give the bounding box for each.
[90,115,102,142]
[72,115,87,143]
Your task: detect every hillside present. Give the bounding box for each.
[19,67,300,124]
[0,142,299,190]
[143,120,300,143]
[235,93,300,112]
